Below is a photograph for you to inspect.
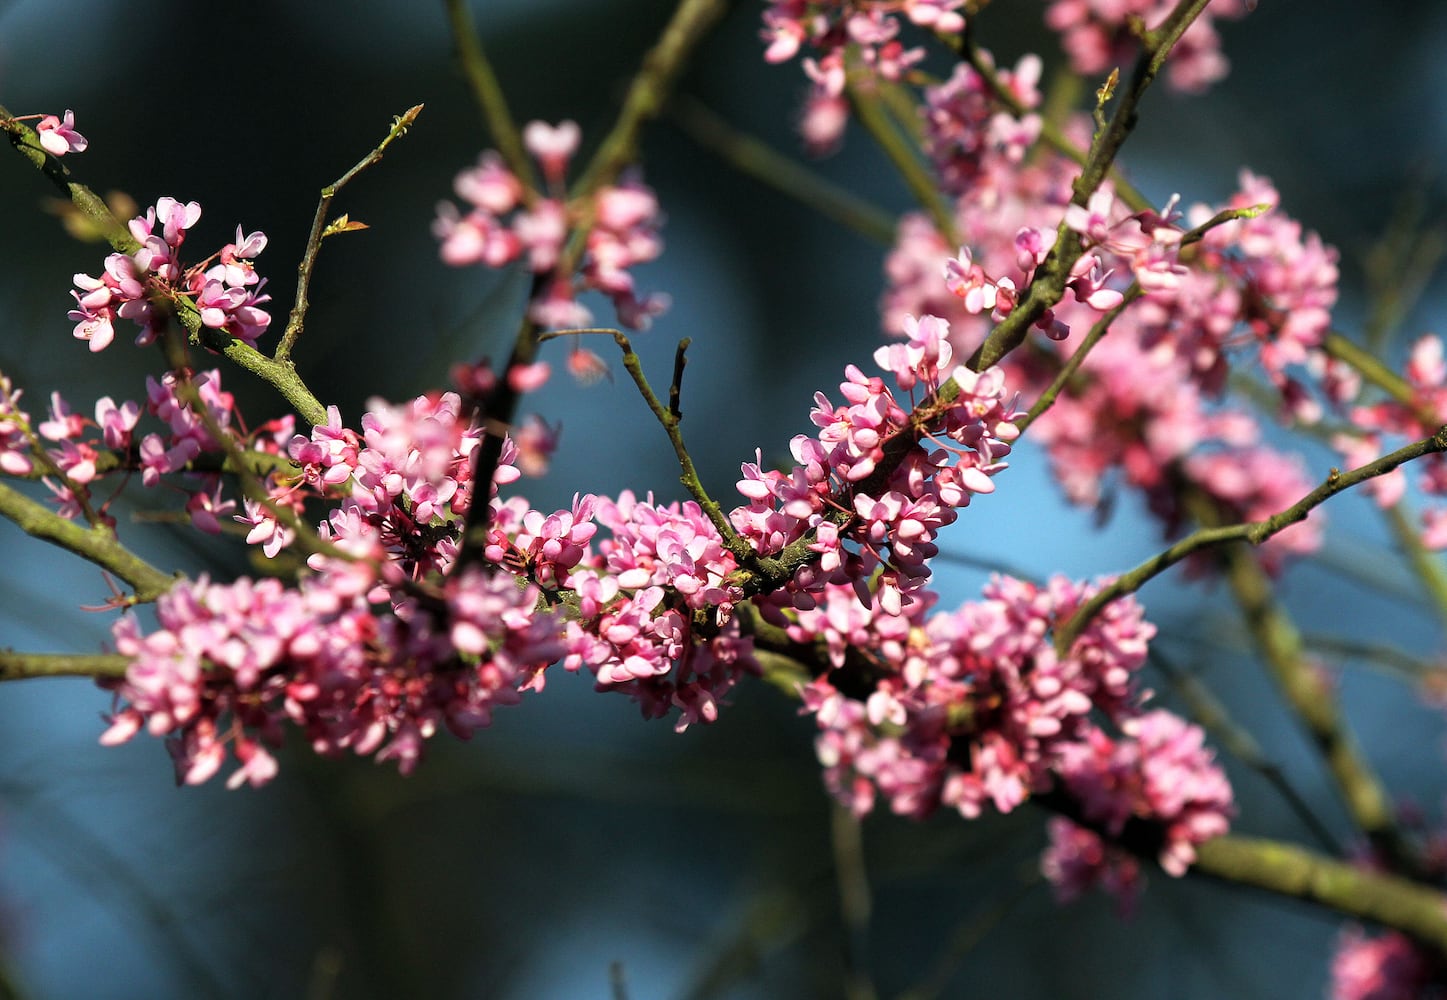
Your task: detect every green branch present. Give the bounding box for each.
[669,96,898,245]
[0,651,130,681]
[0,480,175,603]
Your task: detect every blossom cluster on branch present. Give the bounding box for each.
[4,0,1447,992]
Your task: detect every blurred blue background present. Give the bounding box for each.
[1,1,1446,997]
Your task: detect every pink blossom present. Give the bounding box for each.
[35,109,87,156]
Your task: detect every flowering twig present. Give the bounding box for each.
[1017,204,1266,433]
[277,104,424,362]
[967,0,1216,373]
[0,100,328,427]
[952,31,1151,213]
[608,330,750,557]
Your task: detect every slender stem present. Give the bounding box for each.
[1382,501,1447,632]
[569,0,732,199]
[277,104,423,362]
[0,480,175,602]
[1214,508,1416,873]
[612,332,749,556]
[1017,287,1140,435]
[1054,425,1447,653]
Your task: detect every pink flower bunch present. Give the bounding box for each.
[34,109,87,156]
[1044,0,1253,94]
[1328,927,1445,1000]
[795,572,1231,881]
[547,492,757,731]
[761,0,965,70]
[921,52,1043,197]
[732,313,1020,598]
[885,166,1337,573]
[68,197,271,352]
[1052,708,1235,877]
[433,121,669,330]
[286,391,517,581]
[1172,171,1342,408]
[760,1,962,151]
[0,367,261,529]
[101,567,565,787]
[0,374,35,476]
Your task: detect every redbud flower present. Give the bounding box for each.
[35,109,87,156]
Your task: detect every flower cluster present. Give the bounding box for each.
[1333,333,1447,548]
[886,161,1334,573]
[793,572,1233,881]
[101,568,565,787]
[68,197,271,352]
[732,312,1020,599]
[0,366,262,528]
[434,120,669,331]
[760,0,964,151]
[921,52,1043,197]
[1044,0,1253,94]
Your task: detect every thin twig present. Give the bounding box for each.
[1054,425,1447,653]
[847,65,957,245]
[277,105,424,362]
[611,331,749,556]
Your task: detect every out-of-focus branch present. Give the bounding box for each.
[0,651,129,681]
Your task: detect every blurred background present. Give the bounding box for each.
[1,0,1446,996]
